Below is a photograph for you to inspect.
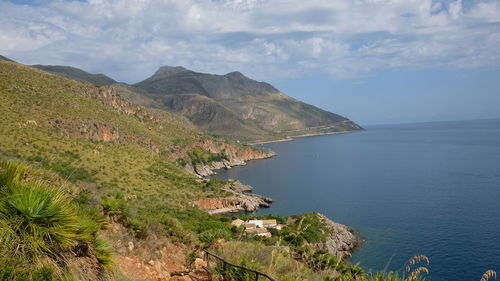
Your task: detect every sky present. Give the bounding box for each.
[1,0,499,125]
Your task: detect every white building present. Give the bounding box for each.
[248,219,264,228]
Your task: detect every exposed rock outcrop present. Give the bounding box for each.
[78,121,120,142]
[47,119,120,142]
[315,213,360,259]
[106,221,210,281]
[191,180,272,214]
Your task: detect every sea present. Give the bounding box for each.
[213,119,500,281]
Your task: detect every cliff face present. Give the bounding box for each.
[315,213,360,259]
[192,180,273,214]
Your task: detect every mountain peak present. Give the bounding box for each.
[154,66,188,77]
[225,71,245,79]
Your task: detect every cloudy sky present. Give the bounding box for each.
[1,0,499,125]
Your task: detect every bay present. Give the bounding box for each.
[213,119,500,281]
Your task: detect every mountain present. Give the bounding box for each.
[133,66,363,142]
[22,63,362,142]
[32,64,117,86]
[0,54,14,62]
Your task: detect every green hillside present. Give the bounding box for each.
[0,59,270,279]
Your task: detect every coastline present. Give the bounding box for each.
[251,129,364,145]
[205,130,364,259]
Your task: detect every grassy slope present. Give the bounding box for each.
[0,59,233,235]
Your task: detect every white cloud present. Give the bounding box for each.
[0,0,499,82]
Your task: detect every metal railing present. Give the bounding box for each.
[202,249,277,281]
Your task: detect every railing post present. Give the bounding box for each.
[205,251,210,272]
[203,250,276,281]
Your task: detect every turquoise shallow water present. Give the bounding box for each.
[213,119,500,281]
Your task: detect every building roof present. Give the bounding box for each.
[231,219,245,226]
[262,219,277,225]
[245,228,269,233]
[244,223,256,229]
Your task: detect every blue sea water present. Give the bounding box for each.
[213,119,500,281]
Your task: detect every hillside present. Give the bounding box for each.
[32,64,117,86]
[0,59,276,280]
[133,66,363,141]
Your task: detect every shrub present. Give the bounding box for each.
[0,179,79,257]
[0,160,28,187]
[198,229,229,247]
[93,236,113,268]
[0,265,58,281]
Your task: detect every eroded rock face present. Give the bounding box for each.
[107,222,210,281]
[47,119,120,142]
[191,180,272,214]
[78,121,119,142]
[315,213,360,259]
[83,87,160,124]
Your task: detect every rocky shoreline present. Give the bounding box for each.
[188,141,362,259]
[192,180,273,214]
[315,213,361,259]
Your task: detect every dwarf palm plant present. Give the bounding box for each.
[0,160,28,187]
[0,161,79,259]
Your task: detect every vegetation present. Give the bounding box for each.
[0,161,111,280]
[0,59,496,281]
[187,147,227,166]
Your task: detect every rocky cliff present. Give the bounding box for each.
[192,180,273,214]
[315,213,360,259]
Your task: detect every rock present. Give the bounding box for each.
[170,276,192,281]
[315,213,360,259]
[193,258,207,270]
[128,241,134,252]
[228,180,253,193]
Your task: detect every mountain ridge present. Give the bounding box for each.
[133,65,363,141]
[0,54,14,62]
[28,63,362,142]
[32,64,117,86]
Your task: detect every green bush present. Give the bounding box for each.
[187,147,228,166]
[0,180,79,256]
[0,161,114,278]
[198,229,229,247]
[0,265,58,281]
[94,236,113,268]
